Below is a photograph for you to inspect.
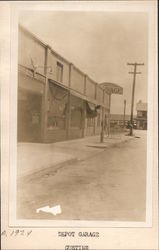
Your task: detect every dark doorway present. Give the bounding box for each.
[18,90,42,142]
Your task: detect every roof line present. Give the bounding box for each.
[19,24,101,86]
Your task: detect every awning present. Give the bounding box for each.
[86,102,100,118]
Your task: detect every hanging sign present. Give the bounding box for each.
[100,82,123,95]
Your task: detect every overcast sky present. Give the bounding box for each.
[19,11,148,115]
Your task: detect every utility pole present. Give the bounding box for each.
[123,99,126,129]
[127,62,144,136]
[100,108,105,143]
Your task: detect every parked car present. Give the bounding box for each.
[126,121,136,129]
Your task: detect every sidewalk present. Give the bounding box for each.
[17,132,133,178]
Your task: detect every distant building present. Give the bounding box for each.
[110,114,131,127]
[135,100,147,130]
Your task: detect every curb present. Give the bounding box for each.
[17,157,78,181]
[17,135,133,180]
[86,136,133,149]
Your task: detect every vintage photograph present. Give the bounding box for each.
[1,1,158,250]
[16,10,149,222]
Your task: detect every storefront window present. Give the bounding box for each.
[70,95,83,129]
[137,111,143,117]
[47,82,68,130]
[18,89,42,142]
[142,111,147,118]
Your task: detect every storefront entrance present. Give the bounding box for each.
[69,95,84,140]
[18,89,42,142]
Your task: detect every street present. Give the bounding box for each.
[17,130,147,221]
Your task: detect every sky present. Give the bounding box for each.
[19,11,148,115]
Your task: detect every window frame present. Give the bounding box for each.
[56,61,63,83]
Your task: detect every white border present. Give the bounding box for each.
[8,1,156,228]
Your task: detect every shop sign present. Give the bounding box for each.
[100,82,123,95]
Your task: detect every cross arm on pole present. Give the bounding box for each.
[127,63,144,66]
[127,63,135,66]
[136,63,144,66]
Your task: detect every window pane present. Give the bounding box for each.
[57,62,63,82]
[70,95,83,128]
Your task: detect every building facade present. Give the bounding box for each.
[135,100,147,130]
[18,25,111,143]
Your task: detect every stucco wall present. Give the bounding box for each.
[71,67,85,94]
[18,26,109,109]
[86,77,96,100]
[18,73,44,95]
[47,50,70,87]
[96,86,104,104]
[18,29,46,75]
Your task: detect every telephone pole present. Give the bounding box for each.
[127,62,144,136]
[123,99,126,129]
